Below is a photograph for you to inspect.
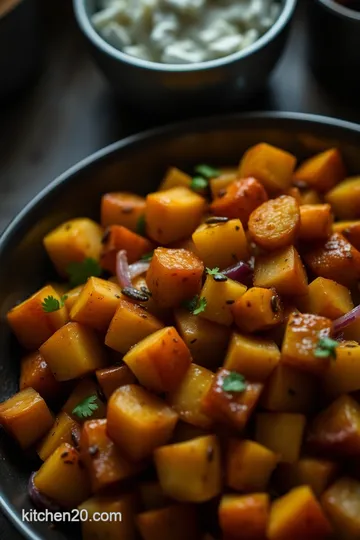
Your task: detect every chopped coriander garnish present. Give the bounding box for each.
[136,215,146,236]
[314,336,339,359]
[222,372,247,393]
[182,295,207,315]
[41,294,68,313]
[72,394,99,419]
[206,267,227,280]
[67,258,101,288]
[195,164,220,179]
[141,250,154,262]
[193,297,207,315]
[190,177,208,192]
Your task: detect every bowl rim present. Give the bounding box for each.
[315,0,360,21]
[73,0,297,72]
[2,111,360,540]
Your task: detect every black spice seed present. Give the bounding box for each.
[190,338,197,344]
[235,226,240,231]
[115,294,121,299]
[205,216,229,224]
[122,287,149,302]
[101,228,111,244]
[226,299,235,305]
[122,207,133,214]
[140,286,152,297]
[271,295,280,313]
[207,446,214,462]
[214,274,227,282]
[88,445,99,457]
[71,430,80,449]
[61,451,69,458]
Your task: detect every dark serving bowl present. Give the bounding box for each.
[2,112,360,539]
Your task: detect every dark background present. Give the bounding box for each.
[0,0,358,537]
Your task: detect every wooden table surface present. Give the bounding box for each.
[0,0,359,537]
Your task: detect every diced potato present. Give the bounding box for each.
[7,285,68,350]
[224,332,280,382]
[146,186,206,244]
[333,220,360,250]
[297,277,353,319]
[199,275,247,326]
[43,218,103,277]
[64,285,83,311]
[167,363,214,429]
[192,219,249,269]
[274,457,338,497]
[299,204,333,240]
[255,412,306,463]
[37,412,80,461]
[40,322,107,381]
[0,388,54,449]
[81,419,141,492]
[139,481,169,511]
[307,395,360,457]
[210,177,268,225]
[238,143,296,193]
[322,477,360,540]
[96,364,137,400]
[323,342,360,397]
[154,435,222,502]
[145,248,204,308]
[304,233,360,286]
[325,176,360,219]
[123,327,192,393]
[293,148,345,192]
[136,504,199,540]
[159,167,192,191]
[20,350,63,403]
[202,369,263,430]
[80,494,136,540]
[226,439,278,491]
[101,192,146,230]
[62,378,106,423]
[260,364,316,413]
[268,485,333,540]
[105,298,163,355]
[219,493,270,540]
[107,385,178,461]
[174,308,231,370]
[231,287,283,333]
[254,245,308,296]
[100,225,153,273]
[34,443,91,507]
[70,277,122,332]
[300,188,322,205]
[209,172,238,198]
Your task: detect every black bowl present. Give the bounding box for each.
[2,112,360,539]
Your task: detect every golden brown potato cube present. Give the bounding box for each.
[307,395,360,457]
[304,233,360,287]
[159,167,192,191]
[226,439,278,492]
[174,308,231,370]
[43,218,102,277]
[281,312,333,376]
[138,481,169,511]
[239,143,296,193]
[322,477,360,540]
[224,332,280,382]
[219,493,270,540]
[105,298,163,355]
[323,343,360,397]
[136,504,199,540]
[254,245,308,296]
[167,363,214,429]
[232,287,283,333]
[293,148,345,192]
[274,457,338,498]
[70,277,122,332]
[145,248,204,308]
[325,176,360,219]
[37,412,80,461]
[297,277,353,319]
[146,187,206,245]
[80,494,136,540]
[7,285,68,350]
[62,378,106,423]
[199,275,247,326]
[107,385,178,461]
[0,388,54,449]
[260,364,317,413]
[123,326,192,393]
[101,191,146,231]
[34,443,91,507]
[255,412,306,463]
[202,369,263,430]
[299,204,333,240]
[300,188,322,205]
[333,220,360,251]
[81,419,141,492]
[40,322,107,381]
[20,350,63,403]
[96,364,137,400]
[64,285,83,311]
[154,435,222,502]
[192,219,249,269]
[268,485,333,540]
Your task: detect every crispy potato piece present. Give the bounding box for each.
[80,494,136,540]
[254,245,308,296]
[96,364,136,400]
[249,195,300,250]
[146,248,204,308]
[299,204,333,240]
[101,192,146,230]
[20,351,63,403]
[238,143,296,193]
[232,287,283,332]
[325,176,360,219]
[199,275,247,326]
[323,342,360,397]
[333,220,360,250]
[293,148,345,192]
[136,504,199,540]
[219,494,269,540]
[62,378,106,423]
[37,412,80,461]
[297,277,353,319]
[322,477,360,540]
[255,412,306,463]
[209,172,238,198]
[274,457,338,497]
[100,225,153,273]
[154,435,222,502]
[159,167,192,191]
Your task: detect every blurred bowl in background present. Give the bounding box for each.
[73,0,297,112]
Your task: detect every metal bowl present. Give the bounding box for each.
[73,0,297,111]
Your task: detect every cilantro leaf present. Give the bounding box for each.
[182,295,207,315]
[42,294,68,313]
[222,372,247,393]
[67,258,101,287]
[193,297,207,315]
[141,250,154,262]
[195,164,220,179]
[72,394,99,419]
[206,267,227,281]
[190,177,208,192]
[136,215,146,236]
[314,336,339,359]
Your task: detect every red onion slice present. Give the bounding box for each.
[333,304,360,334]
[28,472,62,512]
[129,261,151,279]
[116,250,131,288]
[222,261,253,287]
